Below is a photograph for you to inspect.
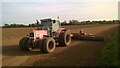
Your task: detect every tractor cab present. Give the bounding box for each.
[40,18,60,31]
[40,18,61,36]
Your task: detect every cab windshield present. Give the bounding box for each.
[41,21,52,30]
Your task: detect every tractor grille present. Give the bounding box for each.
[29,32,34,37]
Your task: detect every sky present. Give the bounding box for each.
[118,1,120,20]
[0,0,119,26]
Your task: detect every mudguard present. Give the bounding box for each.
[55,28,66,38]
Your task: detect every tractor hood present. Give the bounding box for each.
[32,30,48,40]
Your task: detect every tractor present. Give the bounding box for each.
[19,18,71,53]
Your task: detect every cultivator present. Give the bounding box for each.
[71,29,104,41]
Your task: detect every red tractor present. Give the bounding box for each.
[19,18,71,53]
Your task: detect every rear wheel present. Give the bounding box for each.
[39,38,56,53]
[19,37,30,51]
[58,31,71,46]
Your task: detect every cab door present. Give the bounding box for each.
[52,20,60,32]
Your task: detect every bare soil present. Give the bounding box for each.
[2,24,118,66]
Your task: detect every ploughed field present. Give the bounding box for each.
[2,24,118,66]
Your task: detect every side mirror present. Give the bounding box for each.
[53,20,56,23]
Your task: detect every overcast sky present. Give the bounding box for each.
[0,0,119,26]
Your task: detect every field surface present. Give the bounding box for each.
[2,24,118,66]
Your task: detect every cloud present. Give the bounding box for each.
[2,2,118,25]
[52,2,118,21]
[1,0,119,2]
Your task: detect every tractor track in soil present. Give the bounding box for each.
[2,24,118,66]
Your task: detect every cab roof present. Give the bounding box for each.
[40,18,57,22]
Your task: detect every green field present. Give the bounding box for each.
[97,26,119,67]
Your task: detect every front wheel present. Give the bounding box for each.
[39,38,56,53]
[19,37,30,51]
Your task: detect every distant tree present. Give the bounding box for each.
[63,20,67,24]
[61,20,68,25]
[69,20,72,24]
[4,24,10,28]
[86,20,91,24]
[69,20,80,25]
[28,24,32,27]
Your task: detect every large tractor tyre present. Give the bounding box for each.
[58,31,71,46]
[39,38,56,53]
[19,37,30,51]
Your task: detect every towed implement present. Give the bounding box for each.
[71,29,104,41]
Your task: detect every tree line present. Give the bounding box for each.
[2,23,42,28]
[2,20,120,28]
[61,20,120,25]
